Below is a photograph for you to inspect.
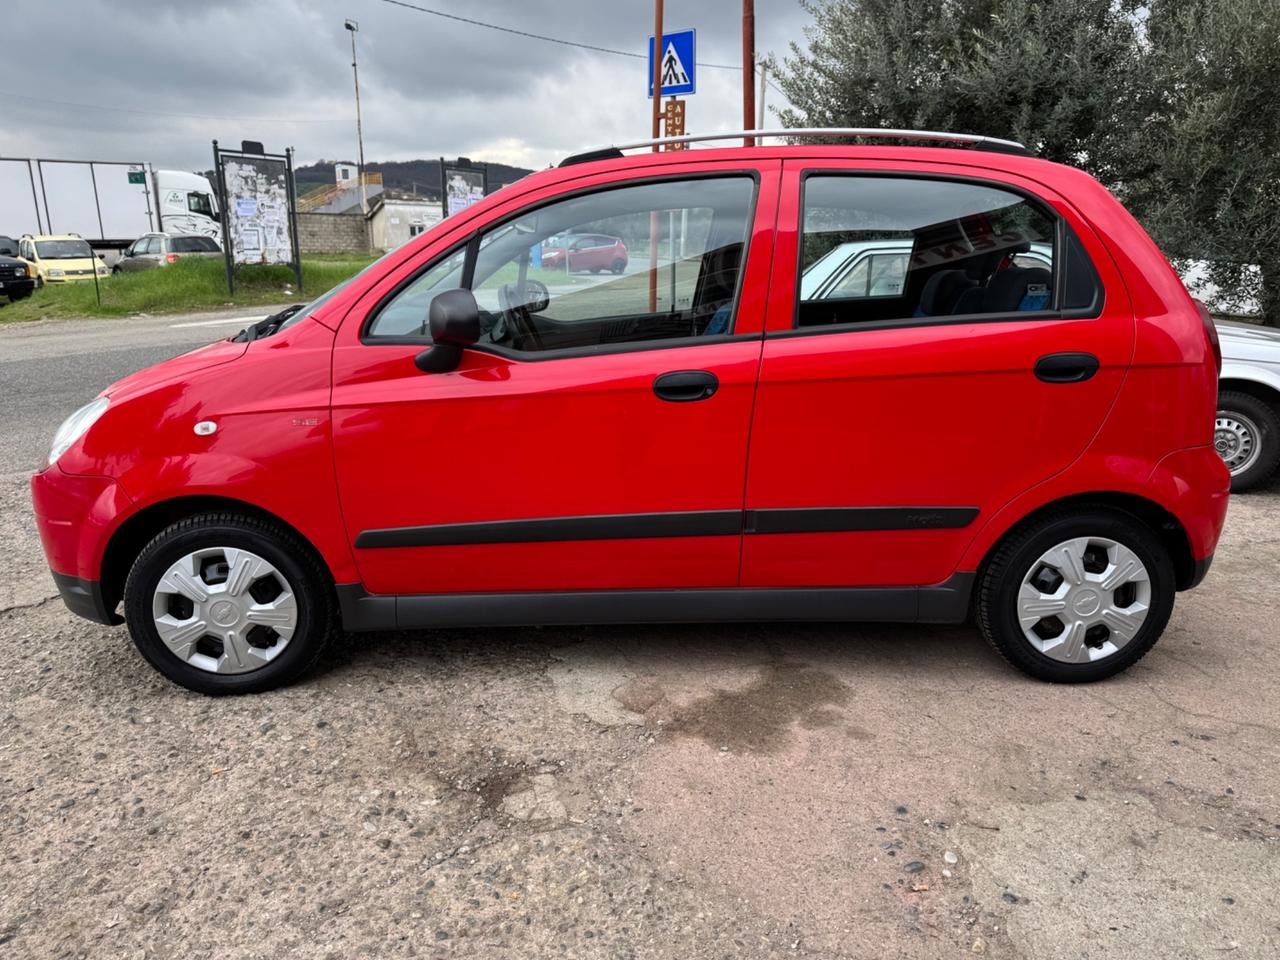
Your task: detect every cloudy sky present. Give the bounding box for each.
[5,0,809,173]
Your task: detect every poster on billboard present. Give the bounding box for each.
[440,159,488,217]
[212,140,302,293]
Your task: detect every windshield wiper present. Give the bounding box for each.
[233,303,305,343]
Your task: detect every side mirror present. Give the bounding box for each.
[415,288,480,373]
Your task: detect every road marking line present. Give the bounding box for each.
[169,315,268,329]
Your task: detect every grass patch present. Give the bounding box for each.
[0,256,377,324]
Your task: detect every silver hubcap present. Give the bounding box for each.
[1215,411,1260,476]
[151,547,297,674]
[1018,537,1151,664]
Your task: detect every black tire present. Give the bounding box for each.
[977,507,1175,683]
[123,512,337,695]
[610,259,626,275]
[1217,389,1280,493]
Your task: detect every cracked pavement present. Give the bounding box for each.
[2,312,1279,958]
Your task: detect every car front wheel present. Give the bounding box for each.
[123,513,336,694]
[977,508,1175,682]
[1215,390,1280,492]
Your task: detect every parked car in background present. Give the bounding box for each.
[0,250,36,304]
[1215,321,1280,491]
[0,235,19,256]
[541,233,628,273]
[114,233,221,273]
[18,234,108,285]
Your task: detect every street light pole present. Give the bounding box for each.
[649,0,663,312]
[345,18,368,216]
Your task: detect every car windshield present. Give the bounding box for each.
[35,240,93,259]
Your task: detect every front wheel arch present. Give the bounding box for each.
[101,495,335,622]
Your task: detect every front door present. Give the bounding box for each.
[331,166,778,596]
[741,160,1133,589]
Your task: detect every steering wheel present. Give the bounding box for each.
[498,283,544,352]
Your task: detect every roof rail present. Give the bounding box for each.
[560,128,1030,166]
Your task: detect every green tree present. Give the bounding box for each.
[1123,0,1280,323]
[772,0,1140,182]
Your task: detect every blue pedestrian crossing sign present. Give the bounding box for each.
[648,28,696,97]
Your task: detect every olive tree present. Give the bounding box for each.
[1123,0,1280,323]
[770,0,1141,182]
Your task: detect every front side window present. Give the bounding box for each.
[187,192,215,217]
[798,176,1095,328]
[366,176,756,351]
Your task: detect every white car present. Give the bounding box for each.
[802,241,1280,491]
[1216,322,1280,491]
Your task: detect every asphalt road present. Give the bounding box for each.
[1,310,1279,959]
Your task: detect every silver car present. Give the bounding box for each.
[114,233,221,272]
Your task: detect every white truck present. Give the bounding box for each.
[0,158,222,250]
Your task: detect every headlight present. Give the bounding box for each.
[98,267,108,275]
[15,267,25,277]
[49,269,65,278]
[49,397,109,466]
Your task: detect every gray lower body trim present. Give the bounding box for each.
[334,573,975,632]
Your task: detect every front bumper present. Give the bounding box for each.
[1,278,36,300]
[50,571,122,625]
[31,467,135,624]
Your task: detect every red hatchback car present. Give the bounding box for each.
[540,233,629,274]
[32,130,1229,695]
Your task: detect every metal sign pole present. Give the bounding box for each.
[213,140,235,295]
[286,146,302,294]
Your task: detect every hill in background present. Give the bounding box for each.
[293,158,536,200]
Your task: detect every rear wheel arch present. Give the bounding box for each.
[1218,377,1280,415]
[974,492,1196,594]
[100,495,335,619]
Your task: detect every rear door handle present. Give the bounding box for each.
[653,369,719,402]
[1035,352,1100,384]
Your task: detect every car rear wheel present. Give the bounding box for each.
[123,513,336,694]
[977,508,1175,682]
[1216,390,1280,492]
[610,259,626,275]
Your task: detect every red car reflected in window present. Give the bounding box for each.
[541,234,628,274]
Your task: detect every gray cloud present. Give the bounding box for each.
[6,0,804,172]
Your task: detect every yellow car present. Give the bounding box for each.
[18,234,109,285]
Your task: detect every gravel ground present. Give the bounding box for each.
[2,313,1279,959]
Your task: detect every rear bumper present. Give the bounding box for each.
[1147,444,1230,583]
[50,571,122,625]
[1185,553,1214,591]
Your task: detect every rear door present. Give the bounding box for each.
[330,162,779,596]
[740,159,1133,589]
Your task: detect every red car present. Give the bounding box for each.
[32,129,1229,695]
[540,233,629,274]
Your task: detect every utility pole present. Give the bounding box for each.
[649,0,663,312]
[345,19,368,216]
[742,0,755,145]
[757,55,767,128]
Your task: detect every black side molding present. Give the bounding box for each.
[354,510,741,549]
[746,507,978,534]
[355,506,979,549]
[335,573,976,633]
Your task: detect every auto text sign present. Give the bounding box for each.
[648,28,695,97]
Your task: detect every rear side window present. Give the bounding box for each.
[797,176,1100,328]
[171,237,219,253]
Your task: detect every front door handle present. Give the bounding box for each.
[1035,352,1100,384]
[653,370,719,402]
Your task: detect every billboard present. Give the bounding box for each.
[440,158,488,217]
[212,140,302,292]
